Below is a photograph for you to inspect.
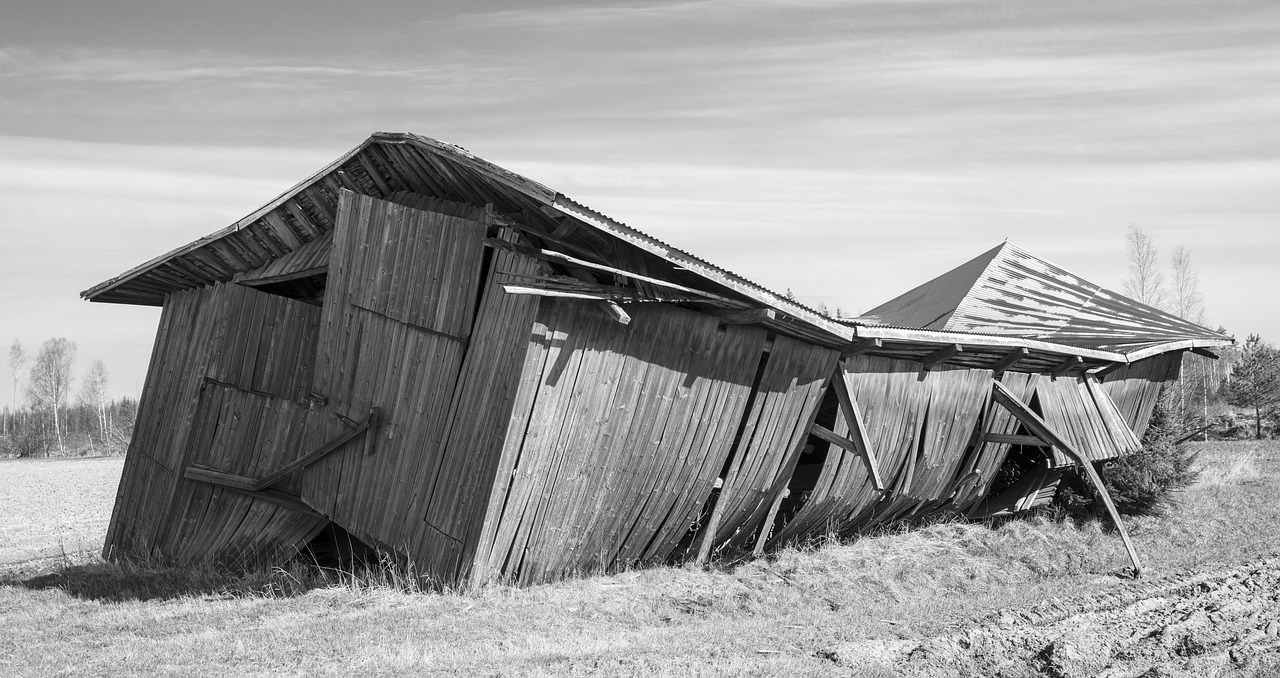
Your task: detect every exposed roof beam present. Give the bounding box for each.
[839,338,882,358]
[989,347,1029,376]
[705,308,777,325]
[922,344,963,371]
[1191,347,1220,360]
[1050,356,1084,379]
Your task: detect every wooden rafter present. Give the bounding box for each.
[705,308,777,325]
[922,343,963,371]
[839,338,882,358]
[990,381,1143,576]
[1051,356,1084,379]
[989,347,1029,376]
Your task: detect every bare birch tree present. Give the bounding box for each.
[1169,246,1206,325]
[26,338,77,455]
[1123,226,1166,309]
[7,341,27,436]
[77,359,110,452]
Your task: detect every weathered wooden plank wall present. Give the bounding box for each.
[474,300,767,585]
[300,191,486,562]
[406,229,548,583]
[1037,377,1127,465]
[950,371,1040,513]
[104,286,217,557]
[160,283,326,563]
[106,282,329,563]
[1100,353,1182,440]
[702,336,837,552]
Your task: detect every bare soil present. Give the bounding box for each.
[0,456,123,571]
[832,556,1280,677]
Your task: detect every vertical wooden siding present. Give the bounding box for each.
[161,283,327,563]
[847,360,991,528]
[104,286,218,557]
[951,371,1041,513]
[474,300,767,585]
[300,191,486,561]
[705,335,838,551]
[106,283,329,563]
[1100,353,1182,440]
[406,229,548,583]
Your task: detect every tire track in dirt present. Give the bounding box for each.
[827,556,1280,677]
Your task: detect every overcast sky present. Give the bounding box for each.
[2,0,1277,406]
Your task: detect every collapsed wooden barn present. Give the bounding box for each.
[84,133,1231,585]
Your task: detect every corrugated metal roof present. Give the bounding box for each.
[81,133,1228,365]
[81,132,852,344]
[863,241,1230,355]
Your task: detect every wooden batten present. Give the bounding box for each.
[982,433,1050,447]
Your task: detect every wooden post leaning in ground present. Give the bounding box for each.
[990,380,1144,577]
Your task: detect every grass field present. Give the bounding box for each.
[0,457,123,571]
[1,442,1277,677]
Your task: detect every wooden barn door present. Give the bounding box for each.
[299,190,490,568]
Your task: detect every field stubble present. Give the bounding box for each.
[0,442,1277,677]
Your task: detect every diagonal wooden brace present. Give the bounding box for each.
[990,381,1144,577]
[185,407,380,493]
[829,366,886,491]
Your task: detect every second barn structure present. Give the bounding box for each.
[85,133,1231,585]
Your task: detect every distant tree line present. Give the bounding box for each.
[1123,227,1279,440]
[2,338,138,458]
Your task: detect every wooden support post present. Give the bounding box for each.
[991,380,1144,577]
[922,343,963,371]
[839,337,882,358]
[1050,356,1084,379]
[827,367,886,491]
[989,347,1029,376]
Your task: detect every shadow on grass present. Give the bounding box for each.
[5,550,442,603]
[6,560,312,602]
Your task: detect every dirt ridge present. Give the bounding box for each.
[832,555,1280,677]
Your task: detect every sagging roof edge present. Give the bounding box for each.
[79,131,1232,366]
[851,324,1234,365]
[80,136,377,304]
[79,132,855,342]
